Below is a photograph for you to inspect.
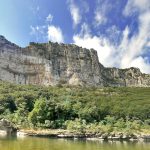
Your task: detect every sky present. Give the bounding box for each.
[0,0,150,73]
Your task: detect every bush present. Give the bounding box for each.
[0,81,149,132]
[65,119,86,133]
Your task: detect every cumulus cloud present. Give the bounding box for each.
[30,13,64,43]
[47,25,64,43]
[130,56,150,73]
[72,0,150,74]
[46,14,53,22]
[120,14,150,69]
[73,23,116,67]
[120,0,150,73]
[73,9,150,74]
[67,0,81,27]
[30,25,64,43]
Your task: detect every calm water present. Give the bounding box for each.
[0,136,150,150]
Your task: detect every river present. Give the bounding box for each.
[0,136,150,150]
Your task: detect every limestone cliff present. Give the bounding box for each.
[0,35,150,87]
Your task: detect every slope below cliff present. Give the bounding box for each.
[0,35,149,87]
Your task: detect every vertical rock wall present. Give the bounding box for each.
[0,35,150,87]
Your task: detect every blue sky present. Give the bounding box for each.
[0,0,150,73]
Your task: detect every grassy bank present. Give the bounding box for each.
[0,81,149,135]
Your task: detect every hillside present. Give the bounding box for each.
[0,81,149,133]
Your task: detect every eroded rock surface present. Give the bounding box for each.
[0,35,150,87]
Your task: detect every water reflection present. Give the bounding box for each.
[0,135,149,150]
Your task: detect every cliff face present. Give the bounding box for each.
[0,35,150,87]
[102,67,150,87]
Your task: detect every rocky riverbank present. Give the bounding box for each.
[17,129,150,142]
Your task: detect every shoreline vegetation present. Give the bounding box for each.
[0,81,149,141]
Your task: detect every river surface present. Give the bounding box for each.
[0,136,150,150]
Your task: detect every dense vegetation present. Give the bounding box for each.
[0,81,149,134]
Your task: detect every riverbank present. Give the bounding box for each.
[17,129,150,142]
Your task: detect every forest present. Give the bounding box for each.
[0,81,149,134]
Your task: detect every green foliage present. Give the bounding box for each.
[28,98,55,127]
[0,81,149,132]
[65,119,87,133]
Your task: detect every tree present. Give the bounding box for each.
[28,98,55,127]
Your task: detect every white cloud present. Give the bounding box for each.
[94,13,107,26]
[130,57,150,73]
[30,26,42,34]
[30,25,47,42]
[124,0,150,15]
[73,0,150,74]
[147,41,150,47]
[106,25,121,45]
[120,0,150,73]
[120,13,150,69]
[67,0,81,27]
[46,14,53,22]
[74,35,116,67]
[94,0,111,26]
[78,23,91,36]
[30,25,46,35]
[48,25,64,43]
[30,24,64,43]
[73,23,116,67]
[73,16,150,73]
